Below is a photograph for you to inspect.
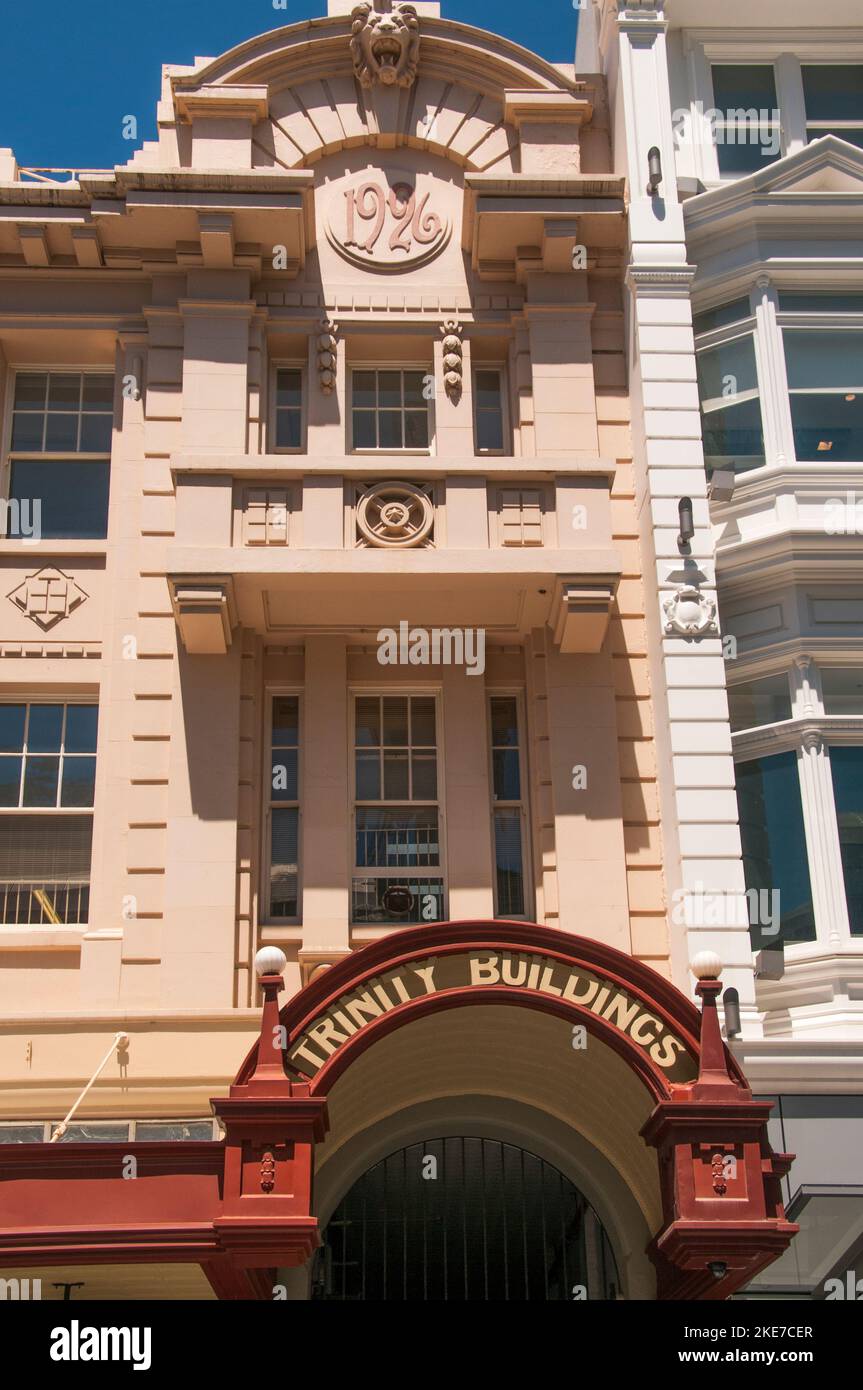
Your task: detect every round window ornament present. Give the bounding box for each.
[357,481,433,548]
[381,885,415,916]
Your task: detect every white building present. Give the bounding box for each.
[578,0,863,1298]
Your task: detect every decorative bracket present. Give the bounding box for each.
[440,319,463,401]
[662,584,718,637]
[168,575,237,655]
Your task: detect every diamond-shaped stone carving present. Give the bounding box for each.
[7,567,88,631]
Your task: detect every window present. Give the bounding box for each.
[710,65,781,175]
[821,668,863,716]
[352,694,444,925]
[802,65,863,150]
[735,751,816,947]
[351,370,430,451]
[829,747,863,935]
[0,702,97,925]
[0,1118,219,1143]
[474,369,505,452]
[489,696,530,918]
[5,371,112,538]
[695,323,765,475]
[781,330,863,462]
[274,368,303,450]
[727,674,792,732]
[267,696,300,920]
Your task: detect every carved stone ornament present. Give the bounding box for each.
[440,319,463,400]
[7,567,88,631]
[356,481,434,548]
[350,2,420,89]
[260,1150,276,1194]
[326,170,450,272]
[317,318,338,394]
[662,584,718,636]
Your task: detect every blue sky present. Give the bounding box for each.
[0,1,580,170]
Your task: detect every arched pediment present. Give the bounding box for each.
[142,10,593,178]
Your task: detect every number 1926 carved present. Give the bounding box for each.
[326,173,451,271]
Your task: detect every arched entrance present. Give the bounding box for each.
[312,1135,620,1301]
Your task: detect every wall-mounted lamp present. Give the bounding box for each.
[708,1261,728,1282]
[646,146,663,195]
[677,496,694,552]
[722,986,741,1040]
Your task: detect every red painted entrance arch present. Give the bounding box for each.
[0,922,797,1300]
[235,920,738,1103]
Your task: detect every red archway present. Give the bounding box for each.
[0,922,796,1300]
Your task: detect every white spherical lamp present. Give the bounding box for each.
[254,946,287,978]
[690,950,722,981]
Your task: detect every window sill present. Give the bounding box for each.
[0,924,86,951]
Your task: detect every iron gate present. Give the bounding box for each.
[313,1136,621,1301]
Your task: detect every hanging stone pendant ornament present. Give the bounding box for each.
[317,319,338,395]
[440,319,463,401]
[350,2,421,89]
[662,584,718,636]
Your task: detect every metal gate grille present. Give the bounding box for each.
[314,1136,620,1301]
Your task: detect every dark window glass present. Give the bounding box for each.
[13,374,48,410]
[727,675,792,732]
[275,369,302,449]
[829,746,863,936]
[270,807,299,918]
[10,412,43,451]
[8,460,109,539]
[64,706,98,754]
[60,756,96,808]
[475,370,505,451]
[778,293,863,313]
[135,1121,214,1141]
[693,298,752,334]
[0,758,22,806]
[0,706,26,753]
[788,393,863,463]
[711,65,781,174]
[351,370,430,450]
[494,810,525,917]
[803,65,863,138]
[821,669,863,716]
[79,413,113,453]
[735,752,816,946]
[27,705,63,753]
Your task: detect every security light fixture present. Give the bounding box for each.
[677,496,695,551]
[647,146,663,195]
[708,1261,728,1281]
[723,986,741,1039]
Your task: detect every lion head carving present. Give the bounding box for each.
[350,2,420,89]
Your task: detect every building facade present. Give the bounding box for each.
[578,0,863,1298]
[0,1,798,1301]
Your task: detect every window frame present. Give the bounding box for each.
[682,36,863,186]
[2,367,114,540]
[728,659,863,952]
[486,689,533,922]
[348,364,435,455]
[349,687,447,929]
[0,696,99,928]
[269,360,306,455]
[693,304,767,477]
[261,688,303,929]
[472,364,509,456]
[801,62,863,147]
[708,62,784,177]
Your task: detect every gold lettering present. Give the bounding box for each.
[589,986,611,1015]
[629,1012,660,1046]
[539,964,563,997]
[602,992,641,1032]
[344,991,385,1028]
[307,1017,348,1057]
[562,972,599,1006]
[413,964,437,994]
[501,955,528,986]
[650,1034,685,1070]
[290,1038,325,1071]
[470,954,500,985]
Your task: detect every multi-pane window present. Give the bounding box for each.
[695,302,765,476]
[781,329,863,462]
[0,702,98,925]
[735,751,816,947]
[802,65,863,150]
[829,747,863,936]
[710,65,782,175]
[489,697,529,918]
[730,663,863,947]
[474,369,505,452]
[274,369,303,450]
[267,696,300,920]
[352,695,444,925]
[5,371,112,538]
[351,370,430,451]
